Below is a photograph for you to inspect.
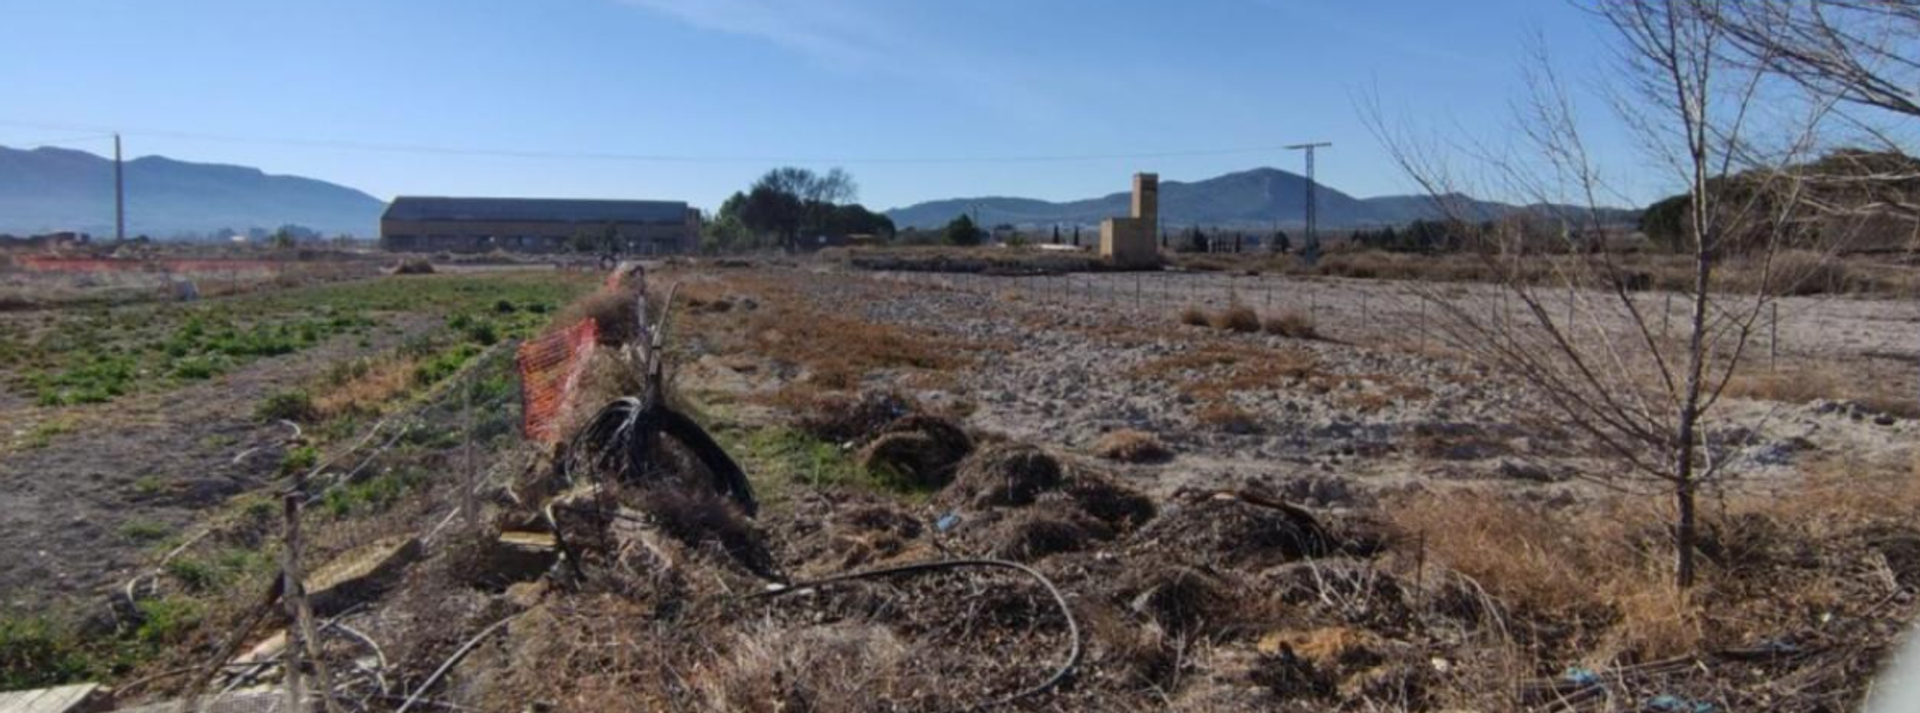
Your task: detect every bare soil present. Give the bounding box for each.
[0,316,431,610]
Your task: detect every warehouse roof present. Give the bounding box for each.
[383,196,690,224]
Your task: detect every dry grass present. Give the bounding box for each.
[1722,366,1920,419]
[1194,401,1260,432]
[1178,305,1209,326]
[1209,303,1262,333]
[1262,308,1319,340]
[1386,490,1699,659]
[1092,429,1173,463]
[1130,342,1320,403]
[674,273,974,389]
[557,285,642,345]
[312,355,420,420]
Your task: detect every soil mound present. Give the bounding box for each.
[856,414,974,488]
[949,443,1064,507]
[1133,492,1337,570]
[987,507,1114,561]
[797,390,914,444]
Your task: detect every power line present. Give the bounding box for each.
[0,118,1296,166]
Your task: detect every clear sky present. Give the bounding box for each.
[0,0,1651,212]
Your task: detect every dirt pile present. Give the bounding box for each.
[854,413,973,489]
[1131,490,1342,570]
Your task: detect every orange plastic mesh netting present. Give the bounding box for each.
[517,318,599,443]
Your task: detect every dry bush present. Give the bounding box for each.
[988,507,1113,561]
[312,355,419,419]
[1093,429,1173,463]
[948,443,1063,507]
[1386,491,1634,614]
[1384,490,1699,659]
[552,349,644,441]
[790,389,914,444]
[691,623,918,712]
[1195,401,1259,433]
[557,286,642,345]
[1262,308,1319,340]
[1178,305,1208,326]
[1209,303,1261,333]
[635,485,775,577]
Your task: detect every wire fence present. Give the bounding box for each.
[864,268,1920,388]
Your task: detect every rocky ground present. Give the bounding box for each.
[21,261,1917,712]
[714,266,1918,506]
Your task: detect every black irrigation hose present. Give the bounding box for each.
[748,558,1083,712]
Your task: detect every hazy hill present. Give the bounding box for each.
[885,167,1637,230]
[0,146,385,237]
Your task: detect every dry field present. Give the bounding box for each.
[2,258,1916,712]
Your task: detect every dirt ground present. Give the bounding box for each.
[10,260,1917,711]
[690,267,1917,504]
[0,315,432,610]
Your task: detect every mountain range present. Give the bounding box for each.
[0,147,1637,239]
[883,167,1639,230]
[0,146,385,237]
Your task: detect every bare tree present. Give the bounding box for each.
[1704,1,1920,223]
[1367,0,1847,587]
[1707,0,1920,119]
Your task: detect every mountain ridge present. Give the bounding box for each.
[884,167,1639,230]
[0,146,385,237]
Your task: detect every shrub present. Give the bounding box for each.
[1093,429,1173,463]
[257,389,317,422]
[117,519,171,543]
[1210,304,1261,333]
[1178,305,1208,326]
[1262,309,1320,339]
[280,445,319,475]
[0,615,91,689]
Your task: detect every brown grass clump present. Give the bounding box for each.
[855,414,974,489]
[1117,566,1237,637]
[1209,303,1262,333]
[1133,493,1336,570]
[987,507,1113,561]
[636,485,776,577]
[1178,305,1209,326]
[312,354,420,420]
[1195,401,1260,433]
[1722,367,1920,419]
[1060,474,1158,529]
[1262,308,1319,340]
[692,623,918,713]
[791,389,914,444]
[948,443,1064,507]
[1092,429,1173,463]
[558,286,643,346]
[1129,342,1320,403]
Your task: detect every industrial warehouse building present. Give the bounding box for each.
[380,196,701,254]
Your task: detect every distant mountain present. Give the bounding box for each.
[884,167,1638,230]
[0,146,385,237]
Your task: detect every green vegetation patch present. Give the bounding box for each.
[6,271,597,407]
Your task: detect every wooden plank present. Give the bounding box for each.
[113,688,300,713]
[0,683,102,713]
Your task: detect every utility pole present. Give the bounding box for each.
[1286,142,1331,264]
[114,133,126,242]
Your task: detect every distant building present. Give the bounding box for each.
[1100,173,1162,268]
[380,196,701,254]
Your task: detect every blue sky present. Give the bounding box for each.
[0,0,1649,211]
